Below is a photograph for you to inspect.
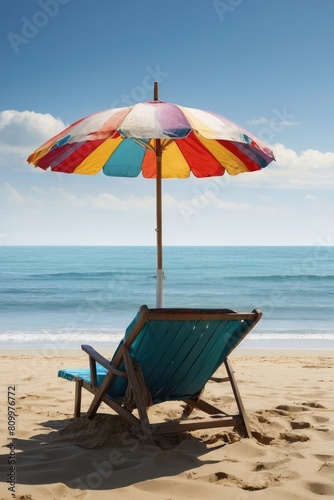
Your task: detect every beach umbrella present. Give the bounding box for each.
[27,82,275,307]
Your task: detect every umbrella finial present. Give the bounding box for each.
[154,81,158,101]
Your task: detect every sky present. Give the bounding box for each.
[1,0,334,247]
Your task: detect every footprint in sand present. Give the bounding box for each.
[253,457,290,471]
[304,481,334,496]
[254,461,300,483]
[256,415,270,424]
[201,432,239,445]
[269,408,290,416]
[276,404,306,413]
[279,432,309,443]
[301,401,327,409]
[251,432,275,445]
[197,471,271,491]
[290,421,311,430]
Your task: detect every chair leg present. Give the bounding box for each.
[181,401,196,417]
[181,389,204,417]
[74,378,83,418]
[86,371,115,419]
[122,349,153,442]
[224,358,252,438]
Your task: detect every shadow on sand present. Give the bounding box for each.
[1,414,232,492]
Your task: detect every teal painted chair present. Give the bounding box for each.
[58,305,262,439]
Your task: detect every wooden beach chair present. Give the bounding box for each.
[58,305,262,439]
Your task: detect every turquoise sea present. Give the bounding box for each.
[1,246,334,350]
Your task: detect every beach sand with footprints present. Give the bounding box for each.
[1,349,333,499]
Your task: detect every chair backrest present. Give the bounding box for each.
[109,306,262,402]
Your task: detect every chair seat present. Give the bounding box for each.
[58,365,107,385]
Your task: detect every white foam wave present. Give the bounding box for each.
[249,333,334,340]
[0,330,124,344]
[1,330,334,345]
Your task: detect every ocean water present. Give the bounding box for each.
[1,246,334,351]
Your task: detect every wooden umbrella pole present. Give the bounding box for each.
[155,142,163,307]
[156,140,163,270]
[154,81,159,101]
[154,82,163,307]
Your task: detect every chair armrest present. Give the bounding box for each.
[81,344,127,378]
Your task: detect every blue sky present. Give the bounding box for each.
[1,0,334,246]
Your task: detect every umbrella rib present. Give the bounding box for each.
[134,138,156,153]
[133,138,173,152]
[161,139,174,150]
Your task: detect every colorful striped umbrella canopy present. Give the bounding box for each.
[28,83,275,306]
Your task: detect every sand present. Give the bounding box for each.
[0,348,333,499]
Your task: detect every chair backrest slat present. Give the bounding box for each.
[109,306,262,402]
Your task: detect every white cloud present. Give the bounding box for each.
[305,194,317,200]
[277,120,301,127]
[259,194,272,201]
[3,182,25,204]
[161,193,181,208]
[247,111,301,128]
[203,191,250,210]
[1,182,46,206]
[0,110,65,159]
[247,117,269,125]
[1,179,254,219]
[274,143,334,187]
[235,143,334,189]
[83,193,156,211]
